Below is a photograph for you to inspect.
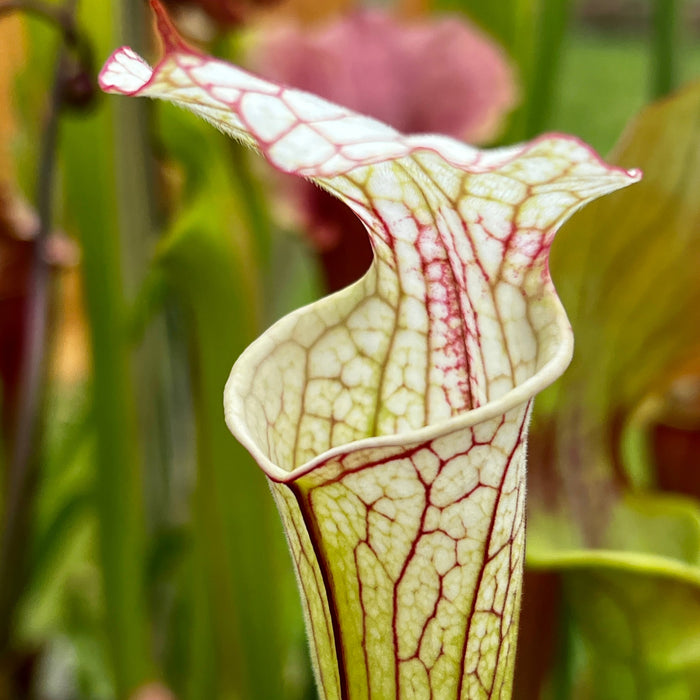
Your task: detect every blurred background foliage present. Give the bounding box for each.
[0,0,698,698]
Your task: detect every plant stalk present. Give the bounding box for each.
[651,0,681,98]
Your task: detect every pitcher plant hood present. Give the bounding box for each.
[99,2,640,697]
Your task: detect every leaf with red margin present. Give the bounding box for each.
[99,3,639,698]
[525,82,700,698]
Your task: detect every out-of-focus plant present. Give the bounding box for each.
[517,79,700,699]
[0,2,98,695]
[0,0,698,698]
[434,0,575,142]
[99,2,638,697]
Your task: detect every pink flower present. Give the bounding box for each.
[248,10,518,291]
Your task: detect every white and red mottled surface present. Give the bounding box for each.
[100,4,640,697]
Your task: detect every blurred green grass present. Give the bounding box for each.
[551,30,700,154]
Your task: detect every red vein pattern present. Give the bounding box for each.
[269,406,530,699]
[99,3,641,698]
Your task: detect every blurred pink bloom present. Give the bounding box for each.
[252,10,516,143]
[249,10,518,291]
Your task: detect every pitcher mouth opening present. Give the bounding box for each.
[98,1,638,488]
[223,275,573,484]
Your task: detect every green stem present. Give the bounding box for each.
[155,154,292,695]
[112,0,180,532]
[184,552,218,700]
[60,0,155,690]
[113,0,158,296]
[503,0,572,141]
[523,0,572,138]
[227,141,273,269]
[551,591,576,700]
[651,0,681,98]
[64,113,153,694]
